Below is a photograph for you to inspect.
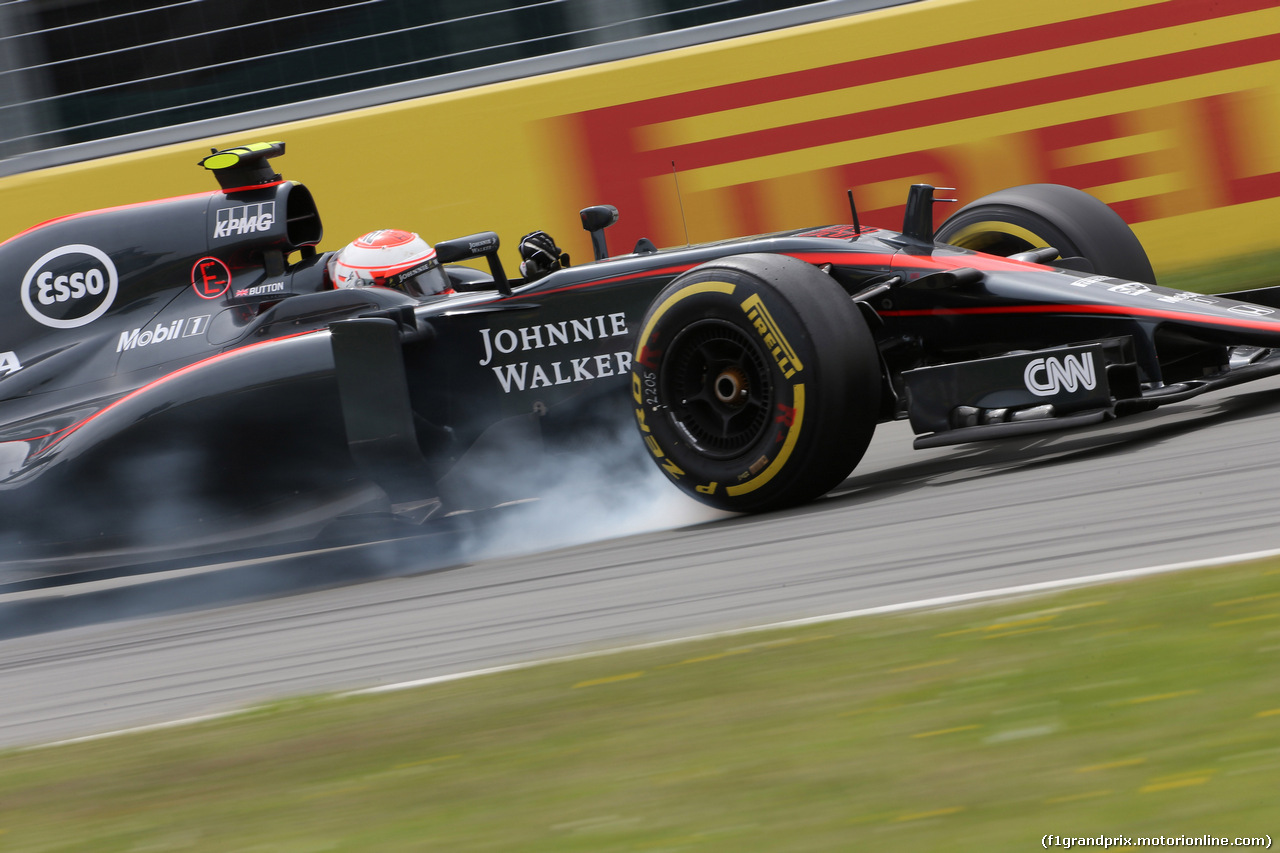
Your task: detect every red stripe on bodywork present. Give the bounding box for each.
[493,264,699,301]
[499,251,903,301]
[492,250,1022,303]
[880,303,1280,333]
[215,180,285,194]
[1,190,218,248]
[791,250,1049,273]
[2,181,287,247]
[32,330,324,455]
[789,251,899,267]
[893,253,1056,273]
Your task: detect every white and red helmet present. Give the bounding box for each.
[327,229,452,296]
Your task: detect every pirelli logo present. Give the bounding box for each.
[741,294,802,378]
[565,1,1280,261]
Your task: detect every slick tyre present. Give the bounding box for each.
[631,253,880,514]
[935,183,1156,284]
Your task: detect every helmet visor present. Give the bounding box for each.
[386,257,450,296]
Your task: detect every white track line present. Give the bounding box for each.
[347,545,1280,695]
[26,546,1280,750]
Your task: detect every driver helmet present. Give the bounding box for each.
[327,229,452,296]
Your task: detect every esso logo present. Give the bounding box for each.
[20,245,119,329]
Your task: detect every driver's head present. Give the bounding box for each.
[327,229,452,296]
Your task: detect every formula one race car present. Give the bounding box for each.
[4,141,1280,570]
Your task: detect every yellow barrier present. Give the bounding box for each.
[2,0,1277,277]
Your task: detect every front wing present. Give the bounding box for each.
[903,338,1280,448]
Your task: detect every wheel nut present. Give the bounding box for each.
[714,367,748,404]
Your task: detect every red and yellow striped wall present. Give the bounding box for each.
[2,0,1277,277]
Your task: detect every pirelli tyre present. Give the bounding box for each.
[935,183,1156,285]
[631,253,880,514]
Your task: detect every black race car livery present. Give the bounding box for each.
[4,142,1279,571]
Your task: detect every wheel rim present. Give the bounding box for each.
[939,217,1064,258]
[943,226,1040,256]
[661,319,774,459]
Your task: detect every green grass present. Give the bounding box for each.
[2,559,1279,851]
[1161,247,1280,294]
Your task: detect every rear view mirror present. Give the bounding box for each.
[435,231,499,264]
[433,231,508,295]
[580,205,619,261]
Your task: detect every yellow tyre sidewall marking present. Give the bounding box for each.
[634,280,737,479]
[727,382,805,497]
[740,292,804,378]
[635,279,804,497]
[943,220,1050,251]
[635,281,738,363]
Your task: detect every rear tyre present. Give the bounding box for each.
[935,183,1156,284]
[631,253,880,513]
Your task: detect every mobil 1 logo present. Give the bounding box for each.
[21,244,119,329]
